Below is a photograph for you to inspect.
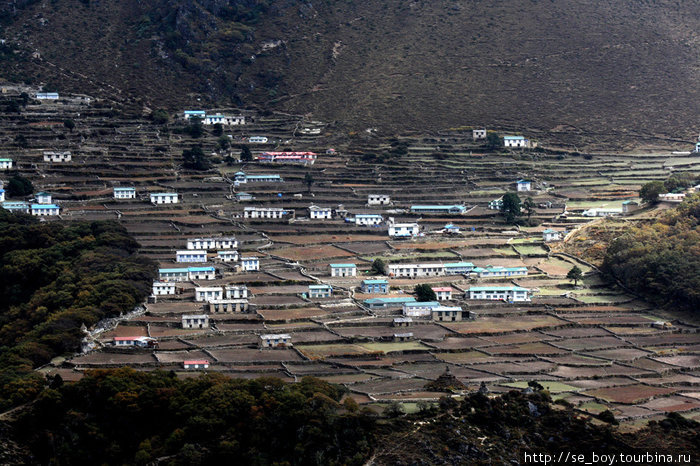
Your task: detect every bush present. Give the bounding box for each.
[6,174,33,197]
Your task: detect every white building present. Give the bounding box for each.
[542,229,563,242]
[36,92,59,100]
[204,114,245,125]
[431,287,452,301]
[152,281,176,296]
[2,201,30,213]
[516,180,532,192]
[195,287,224,302]
[473,129,487,140]
[582,208,622,217]
[259,334,292,348]
[248,136,268,143]
[504,136,531,148]
[240,256,260,271]
[183,360,209,370]
[35,192,52,204]
[243,207,292,219]
[330,263,356,277]
[388,263,445,278]
[113,336,157,348]
[402,301,440,317]
[355,214,383,226]
[183,110,205,120]
[187,237,238,250]
[225,285,248,299]
[470,266,527,278]
[113,187,136,199]
[182,314,209,329]
[658,193,686,203]
[217,250,239,262]
[31,204,60,216]
[388,222,419,238]
[176,250,207,263]
[0,188,4,203]
[309,205,333,220]
[308,284,333,299]
[0,158,12,170]
[150,192,178,204]
[368,194,391,206]
[467,286,531,302]
[43,151,71,162]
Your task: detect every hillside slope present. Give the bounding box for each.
[1,0,699,147]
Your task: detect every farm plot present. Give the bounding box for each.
[500,381,581,394]
[257,307,329,320]
[273,245,355,261]
[443,315,568,334]
[584,384,677,404]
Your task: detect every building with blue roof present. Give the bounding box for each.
[355,214,384,226]
[30,204,60,216]
[444,262,475,275]
[470,266,527,278]
[330,263,357,277]
[410,205,467,214]
[516,179,532,192]
[0,188,4,203]
[0,158,13,170]
[363,297,416,309]
[402,301,440,317]
[361,279,389,294]
[504,135,531,148]
[2,201,29,213]
[308,284,333,298]
[467,286,530,302]
[184,110,205,119]
[114,187,136,199]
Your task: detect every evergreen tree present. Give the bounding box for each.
[567,265,583,286]
[414,284,437,302]
[182,145,211,170]
[500,192,521,223]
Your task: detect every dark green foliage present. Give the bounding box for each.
[6,174,33,197]
[182,145,211,170]
[63,119,75,131]
[522,197,535,220]
[640,180,665,203]
[603,194,700,312]
[414,284,436,302]
[304,171,315,192]
[14,134,28,148]
[150,108,169,125]
[371,258,386,275]
[240,145,253,162]
[663,172,697,193]
[0,211,155,409]
[566,265,583,286]
[500,192,521,223]
[485,132,502,150]
[16,369,375,465]
[211,123,223,137]
[184,118,203,138]
[218,136,231,151]
[598,410,618,425]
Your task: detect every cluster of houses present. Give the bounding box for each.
[170,236,260,271]
[255,151,317,165]
[2,190,61,216]
[184,110,246,126]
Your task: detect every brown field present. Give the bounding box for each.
[271,234,387,245]
[443,315,568,335]
[585,384,677,404]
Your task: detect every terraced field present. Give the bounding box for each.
[2,86,698,426]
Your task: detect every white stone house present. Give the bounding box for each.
[504,136,531,148]
[113,336,157,348]
[388,263,445,278]
[204,114,245,125]
[402,301,440,317]
[330,263,357,277]
[308,284,332,298]
[368,194,391,206]
[36,92,59,100]
[195,287,224,302]
[431,287,452,301]
[388,222,419,238]
[467,286,531,302]
[542,229,563,242]
[225,285,248,299]
[0,188,4,203]
[259,334,292,348]
[176,250,207,263]
[114,187,136,199]
[248,136,268,143]
[355,214,383,226]
[473,129,487,140]
[183,110,205,120]
[243,207,291,219]
[183,360,209,369]
[217,250,239,262]
[35,192,52,204]
[0,158,13,170]
[152,281,176,296]
[187,237,238,250]
[150,193,178,204]
[188,267,216,280]
[207,299,249,313]
[31,204,60,216]
[240,256,260,271]
[516,180,532,192]
[658,193,686,203]
[43,151,72,162]
[182,314,209,329]
[309,205,333,219]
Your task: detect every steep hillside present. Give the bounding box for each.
[1,0,699,148]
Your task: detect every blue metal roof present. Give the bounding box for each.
[362,279,388,284]
[469,286,529,291]
[31,204,59,209]
[403,301,440,307]
[188,266,215,272]
[364,297,416,304]
[159,268,188,273]
[330,263,356,267]
[444,262,475,268]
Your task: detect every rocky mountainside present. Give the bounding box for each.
[1,0,699,148]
